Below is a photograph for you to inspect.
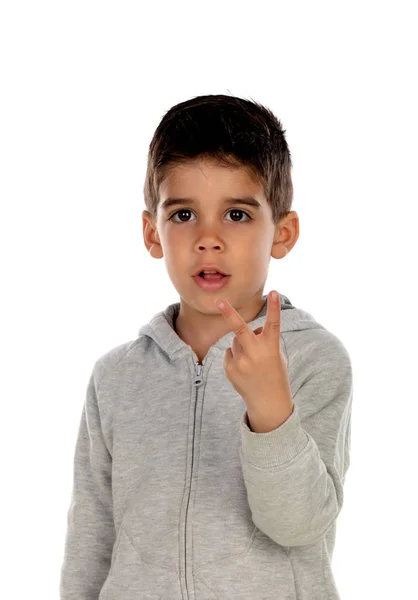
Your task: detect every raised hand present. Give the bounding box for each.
[216,291,294,432]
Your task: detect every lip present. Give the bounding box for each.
[193,274,231,292]
[193,265,229,277]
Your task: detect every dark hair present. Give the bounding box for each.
[143,94,294,225]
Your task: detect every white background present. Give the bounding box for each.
[1,1,417,598]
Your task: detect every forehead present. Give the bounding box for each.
[158,160,266,208]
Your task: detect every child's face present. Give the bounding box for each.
[142,158,296,318]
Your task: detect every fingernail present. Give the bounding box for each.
[272,291,279,302]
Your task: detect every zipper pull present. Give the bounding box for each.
[194,362,203,387]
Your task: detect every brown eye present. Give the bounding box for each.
[226,209,251,222]
[169,209,195,222]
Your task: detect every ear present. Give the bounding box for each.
[142,210,163,258]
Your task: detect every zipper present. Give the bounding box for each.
[183,361,204,598]
[193,361,203,387]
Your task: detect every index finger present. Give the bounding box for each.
[216,299,254,345]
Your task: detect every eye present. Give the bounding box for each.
[168,208,252,223]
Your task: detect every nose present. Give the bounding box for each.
[198,243,222,250]
[195,232,224,251]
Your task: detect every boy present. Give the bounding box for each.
[60,94,353,599]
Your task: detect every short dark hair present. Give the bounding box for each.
[143,94,294,225]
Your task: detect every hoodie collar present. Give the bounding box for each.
[138,293,302,363]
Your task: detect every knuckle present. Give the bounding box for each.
[225,361,234,373]
[238,357,251,372]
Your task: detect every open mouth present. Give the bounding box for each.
[197,272,228,280]
[193,272,231,291]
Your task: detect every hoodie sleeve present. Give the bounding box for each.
[239,334,353,548]
[59,362,115,599]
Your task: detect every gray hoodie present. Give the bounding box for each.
[59,292,353,600]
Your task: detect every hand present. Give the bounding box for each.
[216,291,294,424]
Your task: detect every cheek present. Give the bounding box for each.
[164,239,189,270]
[163,230,183,250]
[242,242,269,265]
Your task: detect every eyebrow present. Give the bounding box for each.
[160,197,262,211]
